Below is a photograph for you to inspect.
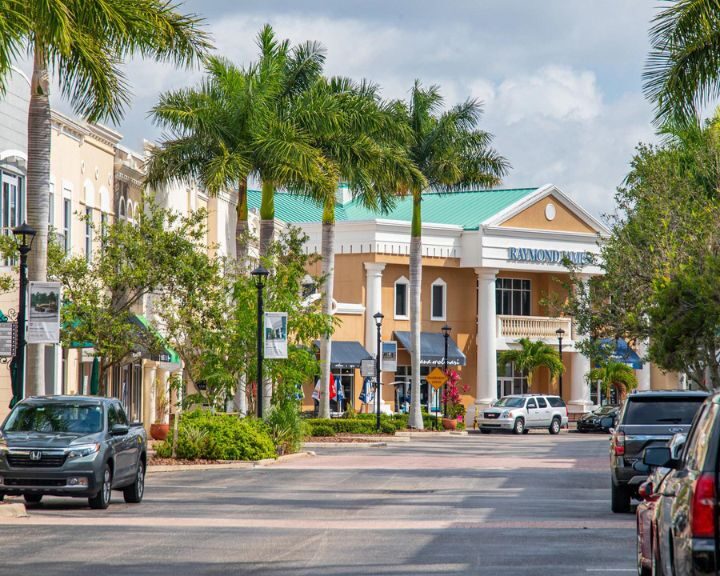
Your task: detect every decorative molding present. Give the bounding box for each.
[334,302,365,315]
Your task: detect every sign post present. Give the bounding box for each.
[426,367,448,430]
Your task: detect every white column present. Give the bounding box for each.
[160,369,170,424]
[364,263,386,351]
[53,345,62,395]
[569,275,592,414]
[145,365,157,428]
[475,268,498,408]
[636,339,651,391]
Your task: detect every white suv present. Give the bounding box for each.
[479,394,568,435]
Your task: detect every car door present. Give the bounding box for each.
[535,397,551,427]
[114,402,139,479]
[525,398,539,427]
[107,403,130,484]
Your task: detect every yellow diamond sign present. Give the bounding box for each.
[426,367,448,390]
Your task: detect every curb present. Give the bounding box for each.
[303,442,387,448]
[395,430,468,438]
[147,451,316,473]
[0,503,28,518]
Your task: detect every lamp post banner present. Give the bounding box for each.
[264,312,288,359]
[27,282,61,344]
[381,341,397,372]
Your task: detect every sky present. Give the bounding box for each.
[64,0,662,220]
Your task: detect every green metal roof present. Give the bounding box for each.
[247,187,538,230]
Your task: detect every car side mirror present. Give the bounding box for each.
[633,460,650,474]
[110,424,129,436]
[643,446,675,469]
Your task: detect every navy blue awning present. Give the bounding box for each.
[599,338,643,370]
[393,331,467,367]
[315,341,373,368]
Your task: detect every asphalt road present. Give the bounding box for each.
[0,431,635,576]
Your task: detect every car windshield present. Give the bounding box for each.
[595,405,616,415]
[494,397,525,408]
[623,398,705,425]
[3,403,104,434]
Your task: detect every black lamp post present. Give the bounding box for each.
[373,312,383,432]
[442,324,451,416]
[556,327,565,399]
[12,223,36,402]
[251,265,269,418]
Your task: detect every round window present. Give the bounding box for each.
[545,203,556,221]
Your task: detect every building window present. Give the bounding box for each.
[497,362,529,397]
[48,181,54,226]
[496,278,531,316]
[0,170,24,265]
[394,276,409,319]
[85,207,93,262]
[118,197,126,220]
[396,365,433,412]
[63,198,72,253]
[431,278,446,321]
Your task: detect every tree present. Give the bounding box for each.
[0,0,211,396]
[589,360,638,403]
[644,0,720,126]
[497,338,564,391]
[52,196,210,394]
[400,81,509,428]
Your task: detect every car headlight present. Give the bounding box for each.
[501,410,511,418]
[66,443,100,460]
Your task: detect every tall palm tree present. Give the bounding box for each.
[589,360,638,404]
[401,81,509,429]
[644,0,720,126]
[0,0,211,396]
[296,77,424,418]
[497,338,565,391]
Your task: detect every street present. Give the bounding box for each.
[0,433,635,575]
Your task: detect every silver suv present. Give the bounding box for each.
[479,394,568,435]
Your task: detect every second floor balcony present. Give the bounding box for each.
[497,315,573,342]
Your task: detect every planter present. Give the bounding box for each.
[441,418,458,431]
[150,423,170,441]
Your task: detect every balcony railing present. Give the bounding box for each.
[497,315,573,340]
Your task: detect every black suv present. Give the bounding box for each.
[610,390,708,513]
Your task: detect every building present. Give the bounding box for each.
[249,184,679,419]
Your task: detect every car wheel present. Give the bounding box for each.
[611,480,631,513]
[123,460,145,504]
[512,418,525,435]
[89,464,112,510]
[549,417,561,435]
[23,494,42,504]
[480,429,491,434]
[0,493,5,502]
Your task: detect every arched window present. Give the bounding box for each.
[118,197,126,220]
[394,276,409,320]
[431,278,447,321]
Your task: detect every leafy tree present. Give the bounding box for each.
[644,0,720,126]
[497,338,565,391]
[0,0,211,395]
[399,81,509,428]
[589,360,638,403]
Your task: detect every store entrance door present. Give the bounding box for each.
[497,377,514,398]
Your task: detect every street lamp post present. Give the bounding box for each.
[442,324,451,417]
[373,312,383,433]
[556,327,565,399]
[251,266,269,418]
[12,223,36,403]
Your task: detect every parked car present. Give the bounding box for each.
[643,392,720,575]
[577,405,619,433]
[479,394,568,435]
[0,396,147,509]
[610,390,707,513]
[635,433,686,576]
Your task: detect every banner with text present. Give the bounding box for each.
[27,282,61,344]
[264,312,288,359]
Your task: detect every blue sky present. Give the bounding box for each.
[91,0,660,219]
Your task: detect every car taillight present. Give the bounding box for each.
[691,473,716,538]
[613,431,625,455]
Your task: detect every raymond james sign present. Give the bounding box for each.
[508,247,591,266]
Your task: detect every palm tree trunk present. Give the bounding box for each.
[233,180,249,416]
[408,193,424,429]
[259,179,274,257]
[25,46,51,398]
[318,196,335,419]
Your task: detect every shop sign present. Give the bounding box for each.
[0,322,17,357]
[508,247,591,266]
[360,359,376,377]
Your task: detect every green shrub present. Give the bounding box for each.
[310,424,336,437]
[266,400,306,455]
[380,421,396,434]
[157,410,276,461]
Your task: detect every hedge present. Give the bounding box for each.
[304,412,435,436]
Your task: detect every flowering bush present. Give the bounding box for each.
[441,370,469,419]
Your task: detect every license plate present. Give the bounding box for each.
[484,413,498,419]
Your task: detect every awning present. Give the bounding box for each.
[599,338,643,370]
[393,331,467,367]
[314,340,373,368]
[129,315,181,364]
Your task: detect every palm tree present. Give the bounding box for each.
[497,338,565,392]
[296,78,423,418]
[401,82,509,429]
[0,0,211,396]
[644,0,720,126]
[589,360,638,404]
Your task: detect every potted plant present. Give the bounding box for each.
[441,370,468,430]
[150,379,170,441]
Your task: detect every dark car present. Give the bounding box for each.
[610,390,708,513]
[0,396,147,509]
[644,393,720,576]
[577,405,618,433]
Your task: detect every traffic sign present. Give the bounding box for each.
[426,367,447,390]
